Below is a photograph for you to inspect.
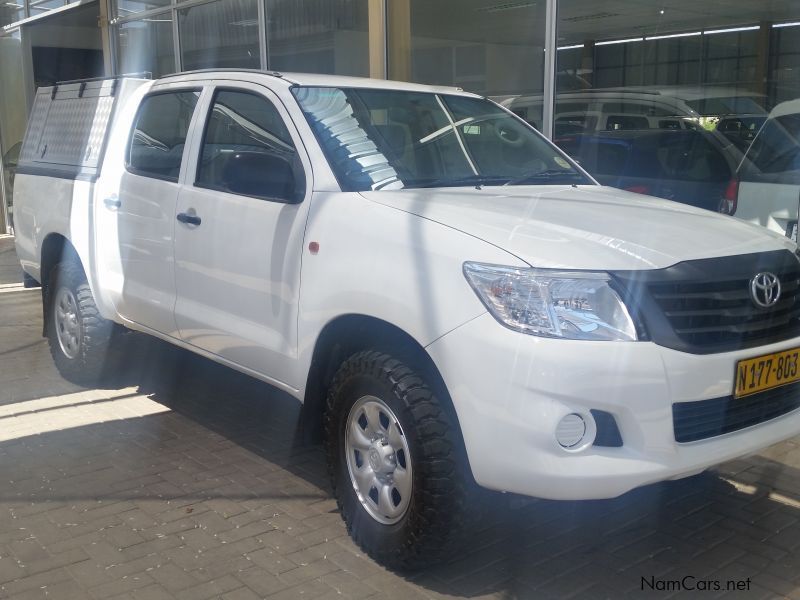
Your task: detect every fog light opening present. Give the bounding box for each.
[555,412,597,452]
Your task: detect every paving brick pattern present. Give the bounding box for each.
[1,234,800,599]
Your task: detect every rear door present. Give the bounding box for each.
[111,86,204,335]
[736,112,800,236]
[173,82,311,389]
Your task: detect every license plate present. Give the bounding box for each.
[735,348,800,398]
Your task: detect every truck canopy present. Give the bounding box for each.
[17,77,149,182]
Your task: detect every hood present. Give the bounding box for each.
[360,185,796,271]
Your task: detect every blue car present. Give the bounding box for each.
[555,129,742,212]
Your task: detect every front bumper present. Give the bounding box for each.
[426,313,800,500]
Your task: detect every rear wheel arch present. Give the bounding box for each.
[40,234,79,295]
[40,234,81,333]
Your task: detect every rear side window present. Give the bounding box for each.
[196,90,302,202]
[563,139,630,176]
[654,133,730,182]
[602,102,673,117]
[606,115,650,130]
[127,90,200,181]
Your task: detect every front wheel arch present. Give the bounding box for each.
[302,315,471,477]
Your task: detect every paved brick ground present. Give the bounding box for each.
[1,234,800,599]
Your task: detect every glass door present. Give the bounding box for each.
[0,30,27,234]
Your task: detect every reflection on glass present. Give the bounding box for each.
[28,0,65,15]
[128,91,200,181]
[293,87,587,191]
[733,100,800,237]
[267,0,369,76]
[546,1,800,216]
[116,0,170,19]
[388,0,547,129]
[197,90,301,201]
[0,0,24,26]
[179,0,260,70]
[118,17,175,77]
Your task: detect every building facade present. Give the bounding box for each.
[1,0,799,232]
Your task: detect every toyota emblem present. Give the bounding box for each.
[750,272,781,308]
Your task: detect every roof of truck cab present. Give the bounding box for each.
[155,69,472,95]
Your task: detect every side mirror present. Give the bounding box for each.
[222,151,305,203]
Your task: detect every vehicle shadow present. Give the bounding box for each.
[100,331,800,599]
[1,292,798,599]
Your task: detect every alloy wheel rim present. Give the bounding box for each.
[54,287,81,360]
[344,395,413,525]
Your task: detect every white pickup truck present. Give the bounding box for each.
[13,70,800,569]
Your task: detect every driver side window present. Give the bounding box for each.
[196,89,304,203]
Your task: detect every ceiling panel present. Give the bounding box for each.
[406,0,799,46]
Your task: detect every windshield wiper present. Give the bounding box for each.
[404,175,509,189]
[504,169,585,186]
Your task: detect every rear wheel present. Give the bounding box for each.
[325,350,469,570]
[46,261,114,384]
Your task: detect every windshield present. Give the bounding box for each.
[292,87,591,191]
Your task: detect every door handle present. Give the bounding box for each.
[176,212,202,226]
[103,196,121,209]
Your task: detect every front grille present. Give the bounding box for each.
[673,383,800,443]
[649,274,800,350]
[612,250,800,354]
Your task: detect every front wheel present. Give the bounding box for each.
[45,261,114,384]
[325,350,469,570]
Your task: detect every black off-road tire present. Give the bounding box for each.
[45,261,114,384]
[324,350,469,570]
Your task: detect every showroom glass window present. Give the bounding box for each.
[118,17,175,77]
[387,0,547,130]
[543,1,800,213]
[116,0,170,18]
[267,0,370,76]
[179,0,260,70]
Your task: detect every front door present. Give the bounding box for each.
[173,83,311,390]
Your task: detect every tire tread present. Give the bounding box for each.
[46,261,113,383]
[324,350,471,570]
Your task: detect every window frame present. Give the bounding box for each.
[192,86,305,203]
[125,87,203,183]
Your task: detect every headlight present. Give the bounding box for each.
[463,262,637,341]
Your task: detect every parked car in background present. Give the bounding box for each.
[555,129,741,211]
[500,87,766,133]
[725,99,800,239]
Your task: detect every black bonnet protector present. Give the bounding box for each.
[609,250,800,354]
